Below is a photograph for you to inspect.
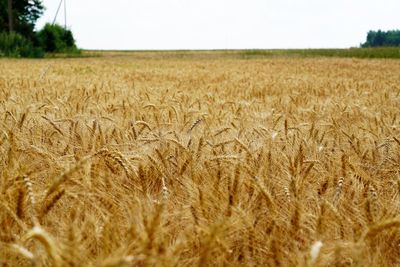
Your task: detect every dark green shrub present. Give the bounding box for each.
[0,31,44,58]
[36,23,79,53]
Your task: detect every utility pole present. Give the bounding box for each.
[7,0,13,32]
[53,0,63,25]
[64,0,67,29]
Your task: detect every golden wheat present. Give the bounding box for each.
[0,54,399,266]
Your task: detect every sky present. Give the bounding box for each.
[36,0,400,50]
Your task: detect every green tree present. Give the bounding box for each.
[0,0,44,38]
[362,30,400,47]
[1,1,79,57]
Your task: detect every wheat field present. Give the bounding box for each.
[1,54,400,266]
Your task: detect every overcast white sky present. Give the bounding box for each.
[36,0,399,50]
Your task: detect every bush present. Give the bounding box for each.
[36,23,79,53]
[0,32,44,58]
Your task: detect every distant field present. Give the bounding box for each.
[242,47,400,59]
[1,55,400,266]
[84,47,400,59]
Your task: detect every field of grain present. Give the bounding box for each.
[1,54,400,266]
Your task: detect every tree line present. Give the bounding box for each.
[0,0,78,57]
[361,30,400,48]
